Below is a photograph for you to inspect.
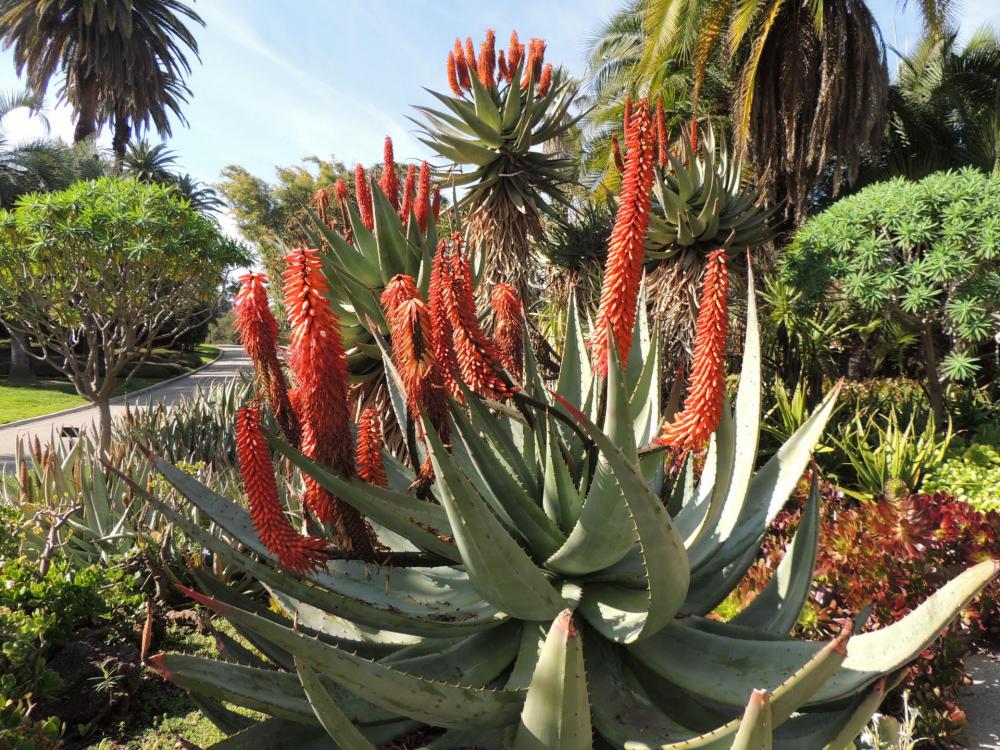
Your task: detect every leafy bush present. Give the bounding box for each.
[923,425,1000,512]
[0,515,143,750]
[731,483,1000,747]
[782,168,1000,416]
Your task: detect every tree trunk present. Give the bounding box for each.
[5,323,33,383]
[111,113,131,174]
[73,75,100,144]
[920,322,946,425]
[96,397,113,454]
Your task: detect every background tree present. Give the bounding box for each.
[217,155,352,283]
[122,138,223,213]
[781,168,1000,422]
[0,177,244,449]
[0,0,203,165]
[860,25,1000,185]
[0,88,103,382]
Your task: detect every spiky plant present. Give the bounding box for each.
[417,30,581,299]
[619,105,774,375]
[125,231,997,747]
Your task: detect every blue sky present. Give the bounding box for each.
[0,0,997,234]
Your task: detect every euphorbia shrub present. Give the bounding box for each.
[730,481,1000,747]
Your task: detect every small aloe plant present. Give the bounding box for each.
[125,99,998,749]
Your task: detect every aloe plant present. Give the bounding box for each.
[120,263,1000,748]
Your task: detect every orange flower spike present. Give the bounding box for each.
[521,38,544,88]
[656,249,729,451]
[611,133,625,173]
[656,97,668,166]
[431,187,442,222]
[464,37,477,71]
[491,283,524,380]
[354,164,374,232]
[537,63,553,97]
[508,31,523,72]
[497,49,509,82]
[478,29,496,88]
[400,165,416,223]
[414,161,431,233]
[623,95,633,134]
[380,274,451,479]
[446,51,462,96]
[380,136,400,212]
[444,238,515,400]
[591,99,655,378]
[283,246,374,553]
[236,405,330,574]
[453,39,472,91]
[355,408,388,488]
[428,241,462,398]
[234,272,300,447]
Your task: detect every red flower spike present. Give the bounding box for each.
[414,161,431,233]
[236,405,330,574]
[498,49,509,81]
[453,39,472,91]
[655,249,729,451]
[623,96,632,134]
[380,136,400,212]
[400,165,416,223]
[690,117,699,154]
[234,272,300,446]
[537,63,553,97]
[478,29,496,88]
[464,37,477,71]
[591,99,655,377]
[656,97,668,166]
[354,164,374,232]
[443,236,515,400]
[355,408,388,487]
[431,187,442,222]
[380,274,450,481]
[521,38,545,88]
[283,246,375,553]
[611,133,625,173]
[446,51,462,96]
[491,283,524,380]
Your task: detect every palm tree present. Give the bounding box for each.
[122,138,223,214]
[0,0,203,165]
[639,0,890,223]
[865,26,1000,183]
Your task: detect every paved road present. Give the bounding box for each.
[0,345,250,469]
[963,652,1000,749]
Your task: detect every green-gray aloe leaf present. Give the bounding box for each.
[731,475,821,635]
[296,659,378,749]
[423,417,569,621]
[513,610,592,750]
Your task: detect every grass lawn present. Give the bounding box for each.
[0,345,223,425]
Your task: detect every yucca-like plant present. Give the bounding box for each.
[417,30,581,298]
[120,257,998,748]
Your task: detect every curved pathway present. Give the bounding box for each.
[0,345,250,470]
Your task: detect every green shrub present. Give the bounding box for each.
[782,168,1000,416]
[923,425,1000,512]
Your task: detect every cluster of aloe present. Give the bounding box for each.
[126,258,1000,748]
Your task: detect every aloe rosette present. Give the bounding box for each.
[125,261,1000,748]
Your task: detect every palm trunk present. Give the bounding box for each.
[72,75,100,144]
[111,113,131,174]
[5,323,33,383]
